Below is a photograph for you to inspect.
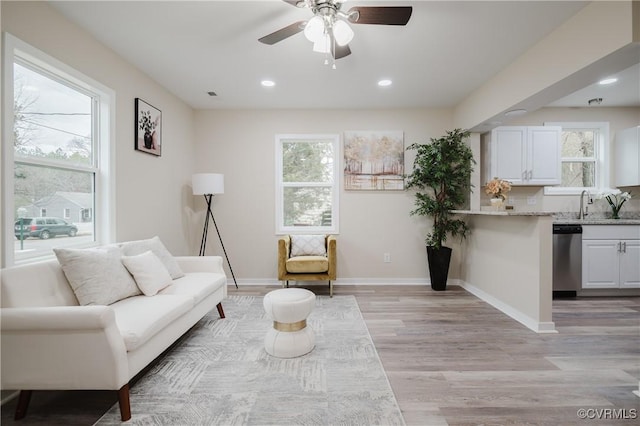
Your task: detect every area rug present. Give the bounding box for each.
[96,295,405,425]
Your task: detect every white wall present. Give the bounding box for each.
[193,108,465,283]
[1,1,196,255]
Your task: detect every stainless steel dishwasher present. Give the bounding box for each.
[552,224,583,296]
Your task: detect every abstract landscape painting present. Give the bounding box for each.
[344,131,404,190]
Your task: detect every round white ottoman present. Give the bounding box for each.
[263,288,316,358]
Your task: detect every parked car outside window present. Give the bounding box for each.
[14,217,78,240]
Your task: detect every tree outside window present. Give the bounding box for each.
[276,135,339,234]
[544,122,609,195]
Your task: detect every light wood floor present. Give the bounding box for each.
[2,284,639,425]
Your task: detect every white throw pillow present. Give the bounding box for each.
[290,235,327,257]
[54,246,141,306]
[121,250,173,296]
[119,236,185,279]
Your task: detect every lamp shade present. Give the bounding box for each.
[192,173,224,195]
[304,15,325,43]
[313,34,331,53]
[333,20,354,46]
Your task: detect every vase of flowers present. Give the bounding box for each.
[138,110,157,149]
[602,189,632,219]
[485,177,512,209]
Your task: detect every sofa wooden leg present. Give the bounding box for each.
[118,384,131,421]
[216,302,225,319]
[14,390,32,420]
[329,280,333,298]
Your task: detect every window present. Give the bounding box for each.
[275,134,339,234]
[3,34,115,266]
[544,122,609,195]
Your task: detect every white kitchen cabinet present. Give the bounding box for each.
[614,126,640,187]
[482,126,561,185]
[582,226,640,289]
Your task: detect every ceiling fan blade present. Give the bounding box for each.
[348,6,412,25]
[259,21,306,45]
[332,43,351,60]
[282,0,303,6]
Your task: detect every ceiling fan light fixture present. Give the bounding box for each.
[304,15,325,43]
[313,35,331,53]
[333,20,354,46]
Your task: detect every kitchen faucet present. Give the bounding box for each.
[579,190,591,219]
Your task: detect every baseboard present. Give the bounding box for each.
[457,280,557,334]
[231,278,431,286]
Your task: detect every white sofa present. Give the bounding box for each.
[1,244,227,422]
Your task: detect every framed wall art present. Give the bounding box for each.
[344,130,404,190]
[135,98,162,156]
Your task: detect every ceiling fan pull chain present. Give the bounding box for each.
[332,36,337,69]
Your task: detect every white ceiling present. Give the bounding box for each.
[50,1,638,112]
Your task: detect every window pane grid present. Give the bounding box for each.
[558,127,601,189]
[12,51,98,263]
[276,134,339,234]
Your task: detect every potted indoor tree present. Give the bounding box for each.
[405,128,475,291]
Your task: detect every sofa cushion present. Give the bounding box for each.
[286,256,329,273]
[121,250,173,296]
[290,235,326,257]
[110,294,192,351]
[159,272,226,303]
[120,236,185,279]
[54,246,141,306]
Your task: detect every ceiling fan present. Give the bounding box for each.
[258,0,412,60]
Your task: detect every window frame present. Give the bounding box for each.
[544,121,610,195]
[275,133,340,235]
[2,33,116,267]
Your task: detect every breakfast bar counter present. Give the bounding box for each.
[451,210,555,333]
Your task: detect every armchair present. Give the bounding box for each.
[278,235,337,297]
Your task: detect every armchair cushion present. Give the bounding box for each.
[290,234,327,257]
[286,256,329,274]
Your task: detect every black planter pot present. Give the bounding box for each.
[426,246,452,291]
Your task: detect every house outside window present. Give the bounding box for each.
[3,34,115,266]
[544,122,610,195]
[275,134,339,234]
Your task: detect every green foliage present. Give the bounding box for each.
[406,129,476,249]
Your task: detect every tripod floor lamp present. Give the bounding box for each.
[192,173,237,288]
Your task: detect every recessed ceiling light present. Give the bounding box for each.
[504,109,527,117]
[377,79,392,87]
[261,80,275,87]
[598,77,618,85]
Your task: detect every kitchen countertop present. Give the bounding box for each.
[452,210,640,224]
[552,218,640,225]
[452,210,554,217]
